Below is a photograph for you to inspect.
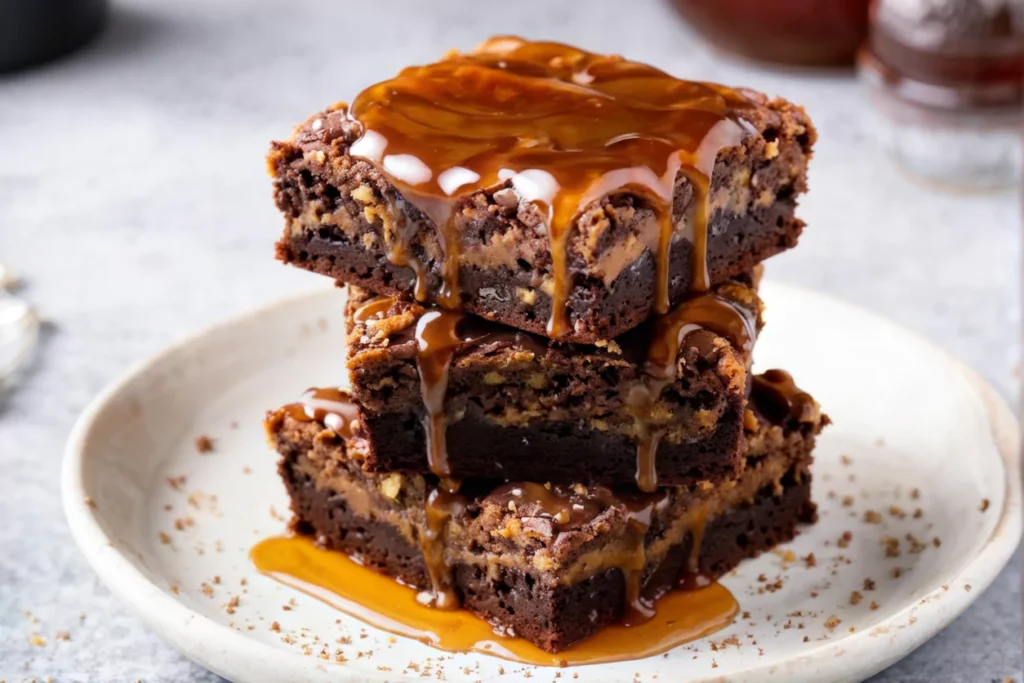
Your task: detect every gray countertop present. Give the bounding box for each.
[0,0,1020,680]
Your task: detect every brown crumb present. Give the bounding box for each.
[840,455,852,466]
[194,435,215,453]
[910,487,920,500]
[913,508,923,519]
[841,495,854,507]
[964,584,972,592]
[803,635,810,642]
[803,553,817,568]
[837,531,852,549]
[863,578,876,591]
[888,505,905,519]
[201,582,214,597]
[850,591,862,606]
[979,499,990,512]
[881,536,901,558]
[864,510,882,524]
[167,475,187,491]
[170,584,180,595]
[933,537,942,548]
[892,567,904,579]
[224,596,240,615]
[212,576,221,585]
[270,621,281,632]
[158,532,172,545]
[869,601,879,611]
[243,466,252,475]
[824,615,841,631]
[906,534,927,554]
[54,631,70,641]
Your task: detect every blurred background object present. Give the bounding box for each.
[0,265,40,394]
[669,0,871,66]
[858,0,1024,189]
[0,0,107,72]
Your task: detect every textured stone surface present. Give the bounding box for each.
[0,0,1019,680]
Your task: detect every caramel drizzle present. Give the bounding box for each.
[346,36,751,337]
[419,488,465,609]
[278,387,361,440]
[750,369,817,425]
[630,290,758,492]
[352,295,397,322]
[486,482,667,624]
[412,309,489,491]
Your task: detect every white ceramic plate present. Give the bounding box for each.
[62,281,1021,683]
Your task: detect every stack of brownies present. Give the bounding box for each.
[264,37,827,653]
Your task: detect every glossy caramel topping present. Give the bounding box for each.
[486,482,667,623]
[750,369,817,425]
[352,295,397,322]
[628,289,758,492]
[347,36,751,337]
[413,309,485,484]
[279,387,360,439]
[645,291,758,381]
[252,535,738,665]
[419,488,465,609]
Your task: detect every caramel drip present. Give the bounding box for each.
[645,290,758,379]
[487,482,666,624]
[750,369,817,425]
[251,535,737,666]
[633,427,665,493]
[380,208,432,303]
[418,488,465,609]
[413,310,480,482]
[629,289,758,492]
[279,387,360,439]
[619,502,659,626]
[347,36,751,337]
[352,295,397,322]
[686,506,710,574]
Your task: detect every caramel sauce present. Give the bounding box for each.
[351,295,397,322]
[629,290,758,492]
[346,36,750,337]
[485,483,673,624]
[251,535,738,666]
[750,369,816,425]
[278,387,360,439]
[419,488,465,609]
[412,309,484,484]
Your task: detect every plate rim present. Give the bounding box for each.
[61,281,1023,683]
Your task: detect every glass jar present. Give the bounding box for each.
[858,0,1024,189]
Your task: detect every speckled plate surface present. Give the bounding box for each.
[62,281,1021,683]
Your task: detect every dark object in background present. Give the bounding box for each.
[858,0,1024,188]
[0,0,107,72]
[670,0,871,66]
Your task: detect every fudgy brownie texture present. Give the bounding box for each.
[344,280,763,487]
[268,393,824,652]
[268,46,814,344]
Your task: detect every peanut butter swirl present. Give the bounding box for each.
[346,36,752,338]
